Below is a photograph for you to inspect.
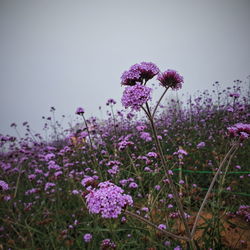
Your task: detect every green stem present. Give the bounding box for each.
[81,114,94,151]
[144,102,193,244]
[14,163,22,198]
[152,87,169,118]
[124,210,189,241]
[191,142,238,237]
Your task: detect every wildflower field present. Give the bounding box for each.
[1,63,250,249]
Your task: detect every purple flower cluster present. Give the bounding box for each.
[0,180,9,190]
[121,62,159,86]
[236,205,250,223]
[121,84,152,111]
[81,176,98,187]
[196,141,205,149]
[83,233,92,243]
[169,211,190,219]
[75,107,85,115]
[227,123,250,140]
[147,152,157,158]
[229,92,240,98]
[173,148,188,159]
[227,205,250,223]
[85,181,133,218]
[44,182,56,191]
[157,69,183,90]
[118,135,134,151]
[100,238,116,249]
[106,98,116,106]
[140,132,152,142]
[158,224,167,230]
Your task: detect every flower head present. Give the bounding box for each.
[121,62,159,86]
[227,123,250,140]
[157,69,183,90]
[158,224,167,230]
[75,107,85,115]
[100,239,116,249]
[121,84,152,111]
[197,141,205,149]
[83,233,92,243]
[140,132,152,141]
[138,62,160,82]
[85,181,133,218]
[229,92,240,98]
[121,66,141,86]
[106,99,116,106]
[0,180,9,191]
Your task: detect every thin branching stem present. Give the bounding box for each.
[152,87,169,118]
[125,210,189,241]
[81,114,94,151]
[191,142,238,237]
[144,102,194,246]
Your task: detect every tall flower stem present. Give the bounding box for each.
[81,114,103,179]
[14,163,22,199]
[110,104,118,157]
[152,87,169,118]
[144,102,194,246]
[81,114,94,151]
[191,142,238,237]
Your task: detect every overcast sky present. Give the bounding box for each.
[0,0,250,137]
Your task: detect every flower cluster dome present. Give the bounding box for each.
[121,84,152,111]
[85,181,133,218]
[121,62,159,86]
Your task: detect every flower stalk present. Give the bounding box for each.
[143,102,194,245]
[191,142,239,237]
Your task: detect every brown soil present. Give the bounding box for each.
[174,212,250,249]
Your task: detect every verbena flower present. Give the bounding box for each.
[157,69,183,90]
[227,123,250,140]
[121,84,152,111]
[128,182,138,189]
[107,165,119,176]
[81,176,96,187]
[0,180,9,191]
[229,92,240,98]
[121,62,159,86]
[164,241,171,246]
[147,152,157,158]
[140,132,152,141]
[197,141,205,149]
[100,239,116,249]
[158,224,167,230]
[75,107,85,115]
[72,190,80,195]
[174,245,182,250]
[106,98,116,106]
[236,205,250,223]
[138,62,160,82]
[173,149,188,159]
[121,66,141,86]
[44,182,56,191]
[118,135,134,151]
[83,233,92,243]
[85,181,133,218]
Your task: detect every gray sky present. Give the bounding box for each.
[0,0,250,136]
